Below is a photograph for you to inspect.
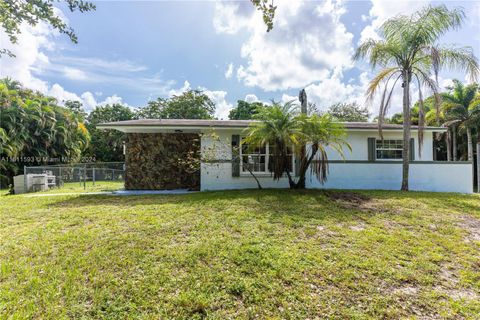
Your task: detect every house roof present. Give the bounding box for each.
[97,119,447,132]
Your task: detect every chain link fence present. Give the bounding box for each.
[20,162,125,193]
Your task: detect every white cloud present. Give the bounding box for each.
[359,0,430,43]
[81,92,98,111]
[281,93,298,105]
[0,10,175,114]
[214,0,354,91]
[63,67,87,80]
[0,21,133,113]
[168,80,192,97]
[101,94,124,106]
[48,83,82,102]
[0,22,52,92]
[204,90,233,120]
[224,63,234,79]
[244,94,259,103]
[57,56,147,73]
[213,1,253,34]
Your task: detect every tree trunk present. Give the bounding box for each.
[452,125,457,161]
[401,72,411,191]
[293,144,318,189]
[466,128,474,189]
[467,128,473,162]
[446,129,452,162]
[477,142,480,193]
[297,88,308,189]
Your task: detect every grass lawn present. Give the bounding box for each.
[1,189,479,319]
[43,181,125,194]
[1,181,124,196]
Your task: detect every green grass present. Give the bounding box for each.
[0,181,124,196]
[1,189,479,319]
[42,180,124,193]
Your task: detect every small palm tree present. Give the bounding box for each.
[354,5,479,190]
[243,102,350,189]
[442,80,479,161]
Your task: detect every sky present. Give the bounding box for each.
[1,0,479,119]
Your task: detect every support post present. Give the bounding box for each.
[59,167,62,188]
[23,165,27,193]
[92,167,95,186]
[84,165,87,190]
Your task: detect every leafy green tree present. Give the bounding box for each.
[0,79,90,186]
[354,5,479,191]
[65,100,87,122]
[85,104,135,162]
[228,100,265,120]
[327,102,370,122]
[1,0,95,57]
[442,80,480,162]
[137,90,215,119]
[243,102,349,189]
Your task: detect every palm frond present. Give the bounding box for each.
[437,46,480,82]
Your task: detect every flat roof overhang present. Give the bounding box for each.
[96,119,447,133]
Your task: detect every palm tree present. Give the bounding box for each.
[442,80,479,161]
[243,102,349,189]
[354,5,479,190]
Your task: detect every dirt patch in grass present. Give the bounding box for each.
[433,263,479,301]
[324,191,371,203]
[458,216,480,242]
[393,285,419,295]
[323,191,391,213]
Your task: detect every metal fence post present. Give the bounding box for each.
[92,167,95,186]
[23,165,27,193]
[84,165,87,190]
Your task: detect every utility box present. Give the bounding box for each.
[13,173,56,194]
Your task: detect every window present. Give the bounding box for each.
[240,139,294,174]
[241,142,267,173]
[376,140,403,160]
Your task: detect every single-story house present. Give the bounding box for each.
[97,119,473,193]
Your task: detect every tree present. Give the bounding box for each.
[243,102,350,189]
[85,104,135,162]
[0,78,90,187]
[137,90,215,119]
[442,80,480,162]
[327,102,370,122]
[354,5,479,191]
[65,100,87,122]
[228,100,265,120]
[1,0,95,57]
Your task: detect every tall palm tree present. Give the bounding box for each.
[442,80,479,161]
[354,5,479,190]
[244,102,349,189]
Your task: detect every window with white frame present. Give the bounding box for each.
[240,139,294,174]
[376,140,403,160]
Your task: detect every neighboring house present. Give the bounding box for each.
[97,119,473,193]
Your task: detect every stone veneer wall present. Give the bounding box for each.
[125,133,200,190]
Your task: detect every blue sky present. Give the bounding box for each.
[1,0,479,118]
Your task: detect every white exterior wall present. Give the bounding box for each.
[306,163,472,193]
[200,129,473,193]
[201,129,291,190]
[325,130,433,161]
